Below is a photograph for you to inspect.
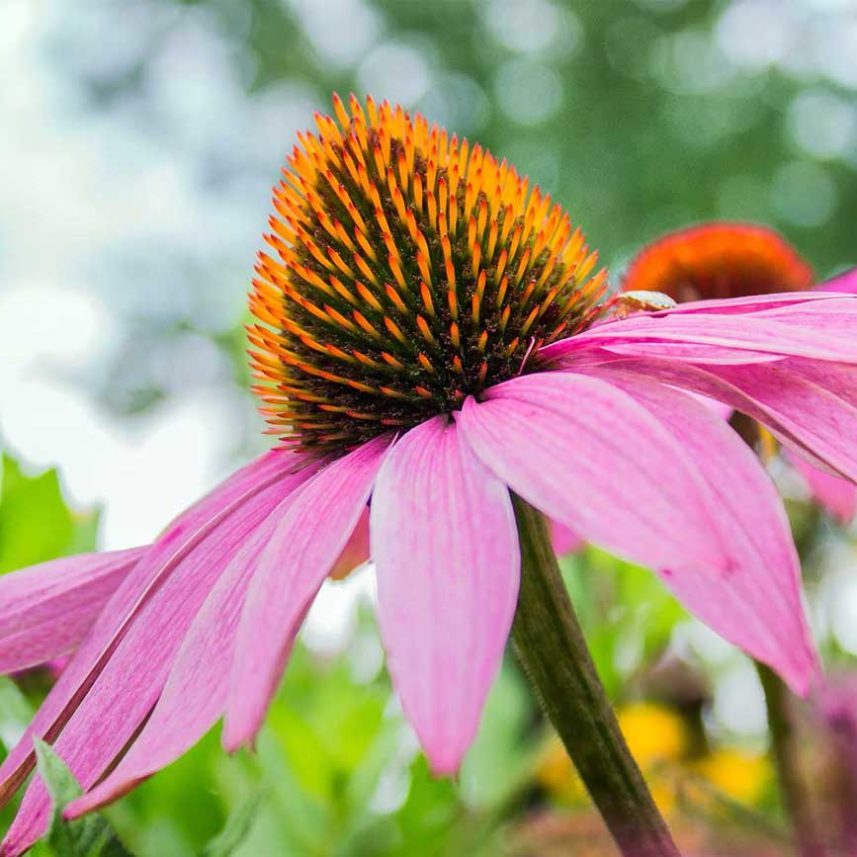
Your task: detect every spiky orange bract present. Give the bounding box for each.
[248,94,607,454]
[622,222,814,303]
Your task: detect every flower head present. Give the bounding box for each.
[250,94,605,453]
[2,99,857,856]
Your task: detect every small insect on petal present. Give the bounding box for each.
[611,290,678,319]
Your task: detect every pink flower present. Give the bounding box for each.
[2,99,857,854]
[621,221,857,524]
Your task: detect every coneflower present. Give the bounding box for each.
[2,98,857,856]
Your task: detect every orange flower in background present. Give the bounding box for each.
[622,222,814,303]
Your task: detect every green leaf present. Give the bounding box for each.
[0,453,99,575]
[33,739,134,857]
[202,790,266,857]
[0,676,34,751]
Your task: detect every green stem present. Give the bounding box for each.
[510,496,681,857]
[728,413,828,857]
[756,663,827,857]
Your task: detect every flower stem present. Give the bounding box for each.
[510,496,680,857]
[756,663,827,857]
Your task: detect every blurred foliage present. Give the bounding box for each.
[0,454,99,575]
[35,0,857,421]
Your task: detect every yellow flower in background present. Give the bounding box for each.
[536,701,687,808]
[692,748,771,805]
[537,700,770,816]
[618,702,688,769]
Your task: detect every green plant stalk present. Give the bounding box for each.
[729,414,828,857]
[757,663,827,857]
[510,496,680,857]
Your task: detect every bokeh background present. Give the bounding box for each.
[2,0,857,854]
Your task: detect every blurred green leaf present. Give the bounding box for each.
[202,790,265,857]
[0,453,99,574]
[34,739,134,857]
[460,663,535,810]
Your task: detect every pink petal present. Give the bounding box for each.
[544,308,857,364]
[632,291,845,315]
[371,417,519,775]
[0,449,301,801]
[749,296,857,338]
[65,489,303,816]
[590,368,818,693]
[550,520,583,555]
[223,435,392,751]
[0,548,145,675]
[329,506,370,580]
[814,268,857,294]
[788,451,857,524]
[0,448,299,801]
[709,360,857,484]
[458,373,731,579]
[584,341,785,365]
[0,449,314,855]
[565,355,857,483]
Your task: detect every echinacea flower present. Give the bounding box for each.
[3,96,857,855]
[622,221,857,524]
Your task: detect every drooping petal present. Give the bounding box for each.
[64,489,302,816]
[696,360,857,484]
[814,268,857,294]
[458,373,731,579]
[788,452,857,524]
[223,435,392,751]
[329,506,370,580]
[749,296,857,339]
[550,520,584,556]
[561,354,857,484]
[0,449,314,856]
[573,341,786,365]
[0,548,145,675]
[585,368,818,692]
[0,448,301,810]
[621,290,845,315]
[544,305,857,365]
[371,417,519,774]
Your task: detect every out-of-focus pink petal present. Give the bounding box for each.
[710,360,857,484]
[814,268,857,294]
[0,449,314,856]
[788,451,857,524]
[64,488,303,816]
[550,520,583,555]
[590,368,818,693]
[329,506,370,580]
[0,548,145,675]
[564,355,857,483]
[371,417,519,775]
[543,306,857,365]
[458,373,730,577]
[223,435,392,751]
